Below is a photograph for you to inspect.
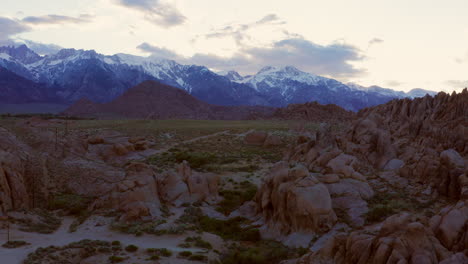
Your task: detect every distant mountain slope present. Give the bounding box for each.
[63,81,275,120]
[219,66,439,111]
[272,101,355,123]
[0,44,440,111]
[0,66,54,103]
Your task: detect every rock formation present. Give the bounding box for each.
[255,162,337,235]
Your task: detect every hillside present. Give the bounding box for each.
[63,80,276,120]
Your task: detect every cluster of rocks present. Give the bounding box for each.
[0,119,220,221]
[254,90,467,261]
[244,131,283,147]
[91,161,219,221]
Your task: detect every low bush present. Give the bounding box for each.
[125,244,138,252]
[108,255,125,263]
[178,251,193,258]
[216,181,257,215]
[2,240,30,248]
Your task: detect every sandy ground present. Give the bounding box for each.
[0,216,212,264]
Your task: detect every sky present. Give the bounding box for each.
[1,0,467,93]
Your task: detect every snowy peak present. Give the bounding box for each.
[0,44,42,64]
[217,70,245,82]
[406,88,438,98]
[347,83,437,99]
[242,65,325,90]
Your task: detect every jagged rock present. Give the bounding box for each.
[430,200,468,252]
[177,161,220,204]
[0,128,31,214]
[326,154,365,181]
[325,179,374,226]
[255,162,337,235]
[91,161,219,220]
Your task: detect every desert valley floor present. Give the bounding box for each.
[0,89,467,264]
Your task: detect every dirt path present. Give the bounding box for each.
[0,217,198,264]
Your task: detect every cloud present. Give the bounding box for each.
[115,0,185,27]
[368,38,384,46]
[22,14,93,25]
[446,80,468,92]
[138,37,365,78]
[18,40,63,55]
[201,14,286,46]
[385,80,403,87]
[137,42,180,59]
[256,14,283,25]
[245,38,364,78]
[455,52,468,64]
[0,17,30,43]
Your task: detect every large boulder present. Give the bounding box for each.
[430,200,468,252]
[244,131,268,146]
[0,128,31,215]
[256,162,337,235]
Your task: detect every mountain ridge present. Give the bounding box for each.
[0,44,438,111]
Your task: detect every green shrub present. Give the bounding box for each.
[157,248,173,257]
[216,182,257,215]
[15,209,61,234]
[49,193,92,215]
[221,241,296,264]
[111,241,121,246]
[364,191,431,223]
[108,255,125,263]
[178,251,193,258]
[189,254,207,261]
[125,244,138,252]
[2,240,30,248]
[199,216,260,242]
[193,237,212,249]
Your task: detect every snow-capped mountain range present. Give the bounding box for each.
[0,44,437,111]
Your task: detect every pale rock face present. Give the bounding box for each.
[383,159,405,171]
[256,162,337,236]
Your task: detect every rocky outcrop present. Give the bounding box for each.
[430,201,468,252]
[0,128,31,214]
[295,213,465,264]
[244,131,283,147]
[91,161,220,221]
[255,162,337,235]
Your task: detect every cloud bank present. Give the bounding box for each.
[22,14,93,25]
[115,0,185,27]
[138,37,365,78]
[0,17,30,44]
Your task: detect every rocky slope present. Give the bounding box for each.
[265,89,468,263]
[0,67,54,103]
